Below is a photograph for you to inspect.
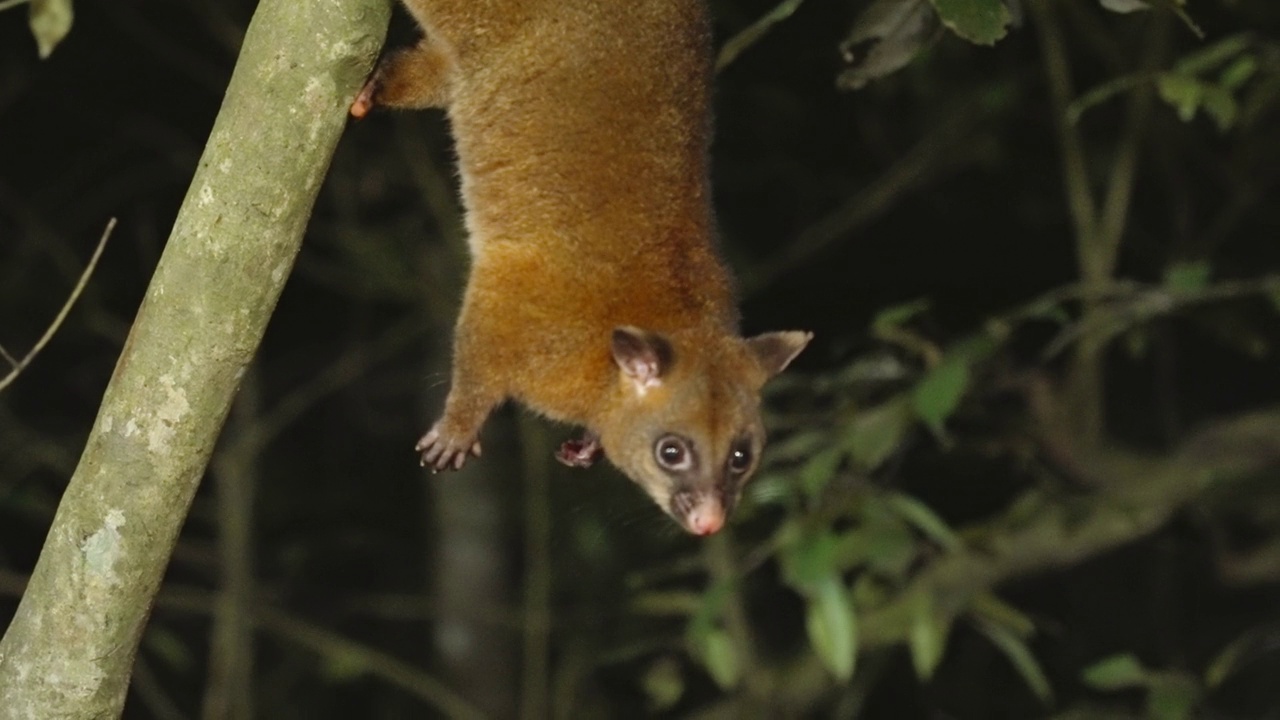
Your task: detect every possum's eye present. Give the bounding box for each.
[654,435,693,472]
[727,440,753,475]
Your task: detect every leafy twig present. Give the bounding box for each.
[991,275,1280,360]
[716,0,807,72]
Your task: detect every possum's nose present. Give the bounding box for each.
[687,506,724,535]
[672,491,725,535]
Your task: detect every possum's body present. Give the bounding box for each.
[354,0,811,534]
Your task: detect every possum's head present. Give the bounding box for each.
[597,326,812,535]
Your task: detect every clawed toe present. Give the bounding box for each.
[415,426,480,473]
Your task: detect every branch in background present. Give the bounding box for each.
[0,218,114,393]
[258,609,488,720]
[250,317,424,452]
[202,370,262,720]
[131,657,189,720]
[992,274,1280,361]
[741,100,987,296]
[1029,0,1096,250]
[0,572,493,719]
[1030,0,1105,445]
[1029,0,1170,446]
[519,416,553,720]
[393,116,469,322]
[858,405,1280,649]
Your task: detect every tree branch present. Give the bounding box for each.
[0,1,389,716]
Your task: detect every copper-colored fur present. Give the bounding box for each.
[356,0,811,534]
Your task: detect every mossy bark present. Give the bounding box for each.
[0,0,388,716]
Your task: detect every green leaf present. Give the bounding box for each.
[768,430,827,462]
[28,0,73,59]
[851,573,890,608]
[805,576,858,681]
[742,472,793,508]
[641,657,685,711]
[911,358,969,437]
[836,0,937,90]
[883,491,961,552]
[1199,85,1239,132]
[1019,298,1073,325]
[1204,621,1280,688]
[974,619,1054,704]
[846,396,914,470]
[1172,34,1250,76]
[799,446,843,498]
[940,333,995,363]
[1082,653,1149,690]
[630,590,703,617]
[861,501,918,577]
[699,628,741,689]
[927,0,1011,46]
[1157,73,1204,122]
[1162,261,1211,294]
[1218,55,1258,91]
[1098,0,1150,12]
[686,578,734,644]
[1067,74,1147,124]
[685,580,740,688]
[908,592,950,680]
[871,297,931,335]
[321,649,369,682]
[864,523,916,577]
[781,528,841,594]
[1145,675,1201,720]
[969,592,1036,638]
[833,529,872,571]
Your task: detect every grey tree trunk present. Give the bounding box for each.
[0,1,388,717]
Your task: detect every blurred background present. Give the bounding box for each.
[2,0,1280,717]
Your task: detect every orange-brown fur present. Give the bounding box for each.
[356,0,811,533]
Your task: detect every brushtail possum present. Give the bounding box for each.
[353,0,812,535]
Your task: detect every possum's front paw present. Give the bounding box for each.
[415,424,482,472]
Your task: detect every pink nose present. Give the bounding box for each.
[684,503,725,535]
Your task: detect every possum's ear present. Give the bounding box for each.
[746,331,813,379]
[612,326,674,393]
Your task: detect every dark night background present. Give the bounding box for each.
[2,0,1280,718]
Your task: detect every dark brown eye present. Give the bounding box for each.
[728,441,753,474]
[655,436,692,471]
